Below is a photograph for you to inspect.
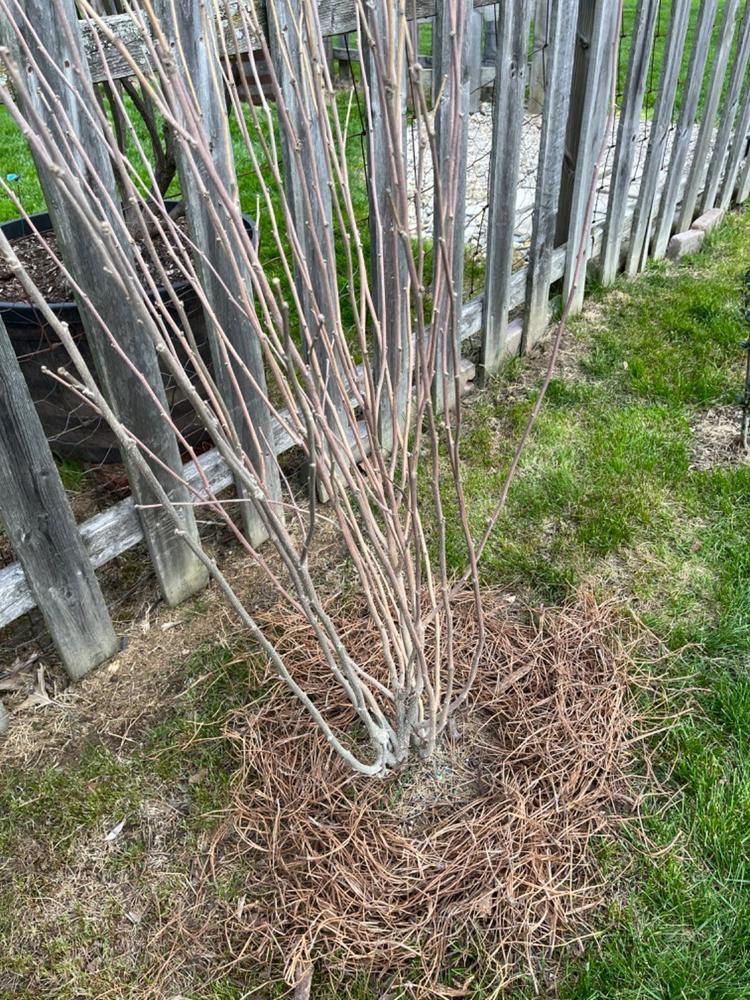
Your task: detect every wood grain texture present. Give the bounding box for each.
[625,0,691,276]
[676,0,741,231]
[481,0,531,376]
[266,0,347,436]
[599,0,660,286]
[360,1,410,453]
[522,0,578,350]
[652,0,720,258]
[0,316,118,679]
[718,75,750,209]
[560,0,619,314]
[432,0,472,413]
[3,0,208,607]
[154,0,281,546]
[700,0,750,213]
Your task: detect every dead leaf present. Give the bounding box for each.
[105,818,127,842]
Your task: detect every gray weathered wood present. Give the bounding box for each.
[432,0,472,412]
[0,315,118,679]
[719,80,750,209]
[700,0,750,213]
[481,0,531,376]
[528,0,549,114]
[652,0,720,259]
[599,0,660,286]
[469,9,483,113]
[625,0,692,276]
[2,0,208,607]
[677,0,742,231]
[0,700,8,736]
[360,1,410,452]
[266,0,348,463]
[80,1,497,84]
[154,0,282,546]
[736,144,750,203]
[522,0,579,350]
[560,0,618,314]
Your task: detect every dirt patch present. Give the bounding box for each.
[689,405,749,472]
[0,224,190,305]
[216,591,649,995]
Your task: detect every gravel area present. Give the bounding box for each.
[407,103,702,263]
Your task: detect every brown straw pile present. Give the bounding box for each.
[217,591,645,995]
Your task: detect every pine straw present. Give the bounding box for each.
[217,591,648,995]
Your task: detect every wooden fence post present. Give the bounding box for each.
[676,0,741,232]
[266,0,347,444]
[432,0,471,412]
[700,0,750,214]
[153,0,282,547]
[481,0,531,377]
[599,0,660,286]
[558,0,619,315]
[625,0,692,277]
[2,0,208,608]
[469,9,483,113]
[522,0,579,351]
[0,316,118,680]
[528,0,549,114]
[360,2,410,452]
[736,142,750,204]
[652,0,720,258]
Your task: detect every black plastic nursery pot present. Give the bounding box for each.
[0,203,255,465]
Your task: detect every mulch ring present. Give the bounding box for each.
[211,590,658,997]
[689,405,749,472]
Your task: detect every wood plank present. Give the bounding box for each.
[431,0,472,412]
[481,0,532,377]
[700,0,750,213]
[528,0,549,114]
[360,1,410,452]
[677,0,741,231]
[154,0,282,547]
[469,9,483,113]
[625,0,692,276]
[599,0,660,286]
[2,0,208,608]
[718,80,750,208]
[653,0,720,258]
[0,315,118,679]
[560,0,619,314]
[80,1,497,84]
[522,0,579,350]
[736,144,750,203]
[266,0,348,453]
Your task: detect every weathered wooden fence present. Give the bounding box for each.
[2,0,750,689]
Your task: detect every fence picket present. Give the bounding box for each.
[600,0,660,286]
[360,1,410,451]
[677,0,741,231]
[653,0,720,258]
[522,0,579,350]
[529,0,549,114]
[432,0,471,412]
[0,316,118,679]
[625,0,692,276]
[481,0,531,376]
[154,0,282,547]
[559,0,618,315]
[719,85,750,209]
[2,0,208,608]
[266,0,348,446]
[701,0,750,213]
